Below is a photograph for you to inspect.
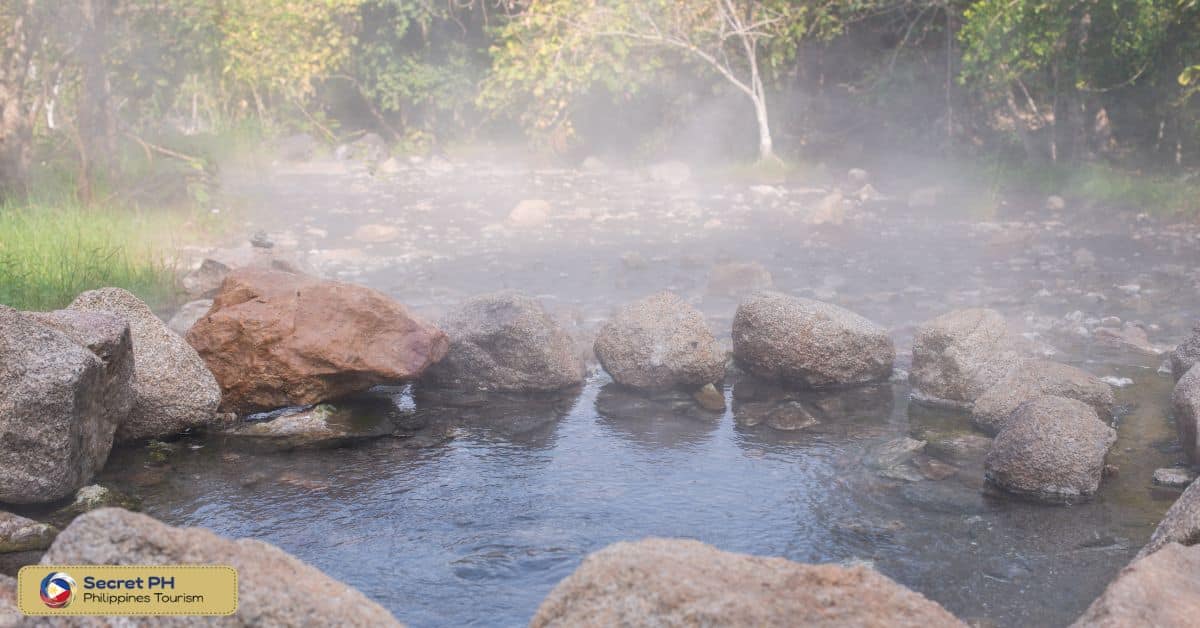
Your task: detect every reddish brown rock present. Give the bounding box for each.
[187,268,448,413]
[531,538,965,628]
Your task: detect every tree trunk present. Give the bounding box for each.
[76,0,115,201]
[0,1,37,199]
[752,94,776,163]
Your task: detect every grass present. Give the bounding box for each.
[980,160,1200,216]
[0,200,189,312]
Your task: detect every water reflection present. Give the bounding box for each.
[593,383,721,450]
[412,386,579,449]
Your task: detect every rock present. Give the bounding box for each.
[0,575,16,622]
[847,168,870,184]
[1094,324,1165,355]
[530,538,964,627]
[41,508,402,626]
[594,292,725,391]
[378,157,402,174]
[508,199,552,226]
[984,396,1116,503]
[1172,364,1200,464]
[222,402,396,451]
[809,191,847,225]
[1045,195,1066,211]
[1137,475,1200,559]
[187,268,448,413]
[354,223,399,243]
[692,383,725,412]
[181,258,231,299]
[647,160,691,186]
[911,309,1022,408]
[732,291,894,388]
[167,299,213,336]
[1153,468,1197,489]
[0,511,57,553]
[706,261,774,298]
[45,485,139,529]
[868,438,927,469]
[69,288,221,441]
[424,293,583,393]
[764,402,820,431]
[250,230,274,249]
[1171,322,1200,378]
[971,360,1114,435]
[922,431,993,465]
[0,307,132,504]
[1072,543,1200,627]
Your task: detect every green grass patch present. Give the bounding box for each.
[980,161,1200,216]
[0,201,190,312]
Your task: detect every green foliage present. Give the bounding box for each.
[0,200,185,311]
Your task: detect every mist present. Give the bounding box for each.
[2,2,1200,627]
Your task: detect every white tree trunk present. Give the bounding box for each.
[752,93,774,162]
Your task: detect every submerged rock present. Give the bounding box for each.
[0,307,132,504]
[911,308,1021,408]
[425,292,584,393]
[984,396,1116,503]
[69,288,221,441]
[46,484,140,529]
[1153,468,1197,489]
[594,292,725,391]
[530,538,965,627]
[971,360,1113,435]
[692,383,726,412]
[187,268,448,414]
[41,508,402,626]
[1072,542,1200,627]
[1137,476,1200,559]
[1171,364,1200,464]
[222,402,397,450]
[0,511,57,553]
[732,291,894,388]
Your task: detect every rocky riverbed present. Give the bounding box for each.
[6,149,1200,626]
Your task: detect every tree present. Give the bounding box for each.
[0,0,41,197]
[485,0,844,162]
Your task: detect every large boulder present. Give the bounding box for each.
[1071,542,1200,627]
[424,293,584,392]
[0,307,132,504]
[1136,477,1200,560]
[732,291,894,388]
[594,292,725,391]
[39,508,401,626]
[984,396,1116,503]
[911,309,1022,407]
[531,538,964,627]
[971,360,1114,435]
[187,268,448,413]
[1171,364,1200,464]
[1170,322,1200,378]
[68,288,221,441]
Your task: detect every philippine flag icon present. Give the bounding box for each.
[39,572,75,609]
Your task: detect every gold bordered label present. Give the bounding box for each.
[17,565,238,616]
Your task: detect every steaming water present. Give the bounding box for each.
[102,158,1200,627]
